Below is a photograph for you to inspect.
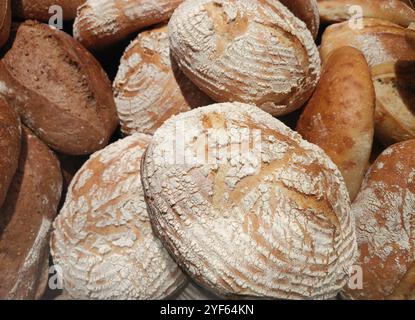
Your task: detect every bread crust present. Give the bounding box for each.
[12,0,85,21]
[280,0,320,39]
[0,0,11,48]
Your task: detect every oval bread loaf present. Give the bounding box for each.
[142,102,357,299]
[342,139,415,300]
[0,21,119,155]
[0,126,62,300]
[0,0,11,48]
[0,96,20,210]
[12,0,85,21]
[168,0,321,116]
[113,25,212,136]
[51,133,187,300]
[74,0,183,50]
[297,46,375,201]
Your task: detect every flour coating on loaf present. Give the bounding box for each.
[142,102,357,299]
[168,0,321,116]
[51,134,186,300]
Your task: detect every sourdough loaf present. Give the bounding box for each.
[168,0,321,116]
[12,0,85,21]
[0,21,118,155]
[280,0,320,39]
[0,0,11,48]
[0,126,62,299]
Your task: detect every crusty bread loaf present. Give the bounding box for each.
[342,139,415,300]
[12,0,85,21]
[280,0,320,39]
[317,0,415,27]
[74,0,183,50]
[168,0,321,116]
[0,126,62,300]
[0,21,119,155]
[142,102,357,299]
[114,25,212,136]
[0,96,20,209]
[320,18,415,67]
[297,47,375,201]
[51,133,187,300]
[0,0,11,48]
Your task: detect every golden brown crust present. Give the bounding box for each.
[0,0,11,48]
[12,0,85,21]
[297,46,375,201]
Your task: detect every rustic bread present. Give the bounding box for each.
[51,133,187,300]
[297,47,375,201]
[168,0,321,116]
[0,0,11,48]
[342,139,415,300]
[0,96,20,209]
[0,126,62,300]
[320,18,415,67]
[74,0,183,50]
[280,0,320,39]
[141,102,357,299]
[114,25,212,136]
[317,0,415,27]
[0,21,119,155]
[12,0,85,21]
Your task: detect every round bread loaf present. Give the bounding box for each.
[113,25,212,136]
[74,0,183,50]
[141,102,357,299]
[0,126,62,300]
[0,96,20,210]
[297,47,375,201]
[0,21,119,155]
[168,0,321,116]
[51,134,187,300]
[0,0,11,47]
[317,0,415,27]
[342,139,415,300]
[12,0,85,21]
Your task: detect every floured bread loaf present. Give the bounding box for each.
[342,139,415,300]
[0,0,11,47]
[317,0,415,27]
[114,25,212,136]
[168,0,321,116]
[297,47,375,201]
[0,127,62,300]
[51,134,187,300]
[74,0,183,50]
[12,0,85,21]
[142,102,357,300]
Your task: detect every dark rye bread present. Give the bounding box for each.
[0,95,20,209]
[0,21,119,155]
[0,126,62,300]
[0,0,11,47]
[12,0,85,21]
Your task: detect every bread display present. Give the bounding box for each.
[317,0,415,27]
[168,0,321,116]
[0,0,11,48]
[0,96,20,209]
[0,127,62,299]
[74,0,183,50]
[342,140,415,300]
[297,46,375,201]
[113,25,211,136]
[141,103,357,299]
[51,134,187,300]
[0,21,118,155]
[12,0,85,21]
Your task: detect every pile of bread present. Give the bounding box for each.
[0,0,414,300]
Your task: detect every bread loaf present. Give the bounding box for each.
[12,0,85,21]
[297,47,375,201]
[279,0,320,39]
[0,96,20,209]
[342,139,415,300]
[51,134,187,300]
[0,21,119,155]
[114,25,212,136]
[0,126,62,300]
[142,102,357,299]
[74,0,183,50]
[320,18,415,67]
[0,0,11,48]
[168,0,321,116]
[317,0,415,27]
